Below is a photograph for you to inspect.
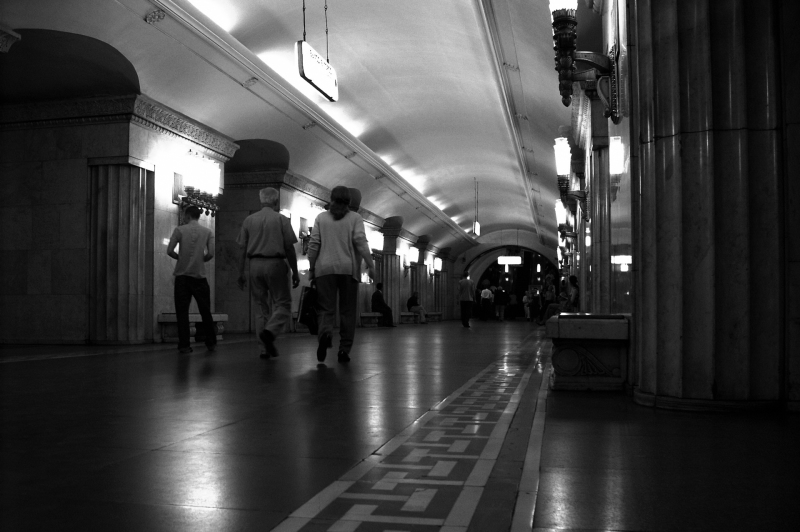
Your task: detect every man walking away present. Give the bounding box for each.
[458,272,474,328]
[167,206,216,354]
[237,187,300,358]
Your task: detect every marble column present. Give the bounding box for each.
[652,0,683,399]
[380,216,404,324]
[635,0,659,397]
[89,163,154,344]
[782,0,800,410]
[631,0,784,408]
[744,1,782,400]
[591,96,612,313]
[678,0,714,398]
[710,0,750,399]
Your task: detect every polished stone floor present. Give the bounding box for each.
[1,321,798,531]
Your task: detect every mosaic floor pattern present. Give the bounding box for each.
[273,350,545,532]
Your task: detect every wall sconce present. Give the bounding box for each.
[434,257,442,272]
[549,0,578,106]
[549,0,623,123]
[176,149,221,217]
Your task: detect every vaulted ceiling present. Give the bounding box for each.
[0,0,602,259]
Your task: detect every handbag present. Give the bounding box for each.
[297,285,319,335]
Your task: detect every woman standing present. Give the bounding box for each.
[308,186,375,363]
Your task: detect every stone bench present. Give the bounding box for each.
[545,313,630,391]
[360,312,381,328]
[158,313,228,343]
[400,311,419,324]
[427,311,443,322]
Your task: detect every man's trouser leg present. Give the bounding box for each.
[174,276,193,349]
[337,276,358,354]
[250,259,292,338]
[461,301,471,326]
[192,277,216,346]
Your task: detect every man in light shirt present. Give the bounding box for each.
[167,206,216,354]
[237,188,300,359]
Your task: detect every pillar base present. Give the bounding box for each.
[633,388,781,412]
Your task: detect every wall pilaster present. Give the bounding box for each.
[89,162,154,343]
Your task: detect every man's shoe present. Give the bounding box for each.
[179,347,193,354]
[317,333,332,362]
[337,350,350,363]
[259,330,278,358]
[206,344,216,352]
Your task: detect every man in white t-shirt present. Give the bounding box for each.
[167,206,216,354]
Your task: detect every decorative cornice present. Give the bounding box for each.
[0,25,21,53]
[0,94,239,160]
[0,95,138,124]
[133,96,238,158]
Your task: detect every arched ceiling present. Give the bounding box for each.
[0,0,604,258]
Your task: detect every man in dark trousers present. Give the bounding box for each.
[167,206,216,354]
[371,283,395,327]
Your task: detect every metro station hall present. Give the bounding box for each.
[1,1,798,531]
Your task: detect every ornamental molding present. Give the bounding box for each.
[0,94,238,159]
[132,96,238,158]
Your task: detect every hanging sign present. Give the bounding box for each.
[296,40,339,102]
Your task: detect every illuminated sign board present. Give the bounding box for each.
[497,256,522,265]
[296,40,339,102]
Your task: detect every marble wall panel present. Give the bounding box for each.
[27,250,52,295]
[80,123,129,159]
[3,162,42,206]
[42,159,89,206]
[32,209,60,249]
[58,204,87,250]
[0,207,32,250]
[56,295,88,343]
[23,127,83,162]
[0,250,27,295]
[0,130,26,164]
[52,248,88,295]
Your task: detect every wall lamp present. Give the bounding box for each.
[549,0,622,123]
[176,149,221,217]
[550,0,578,106]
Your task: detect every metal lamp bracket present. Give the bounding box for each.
[574,48,622,124]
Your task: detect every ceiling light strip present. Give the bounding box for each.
[476,0,543,241]
[152,0,476,247]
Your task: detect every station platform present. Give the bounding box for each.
[1,321,798,531]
